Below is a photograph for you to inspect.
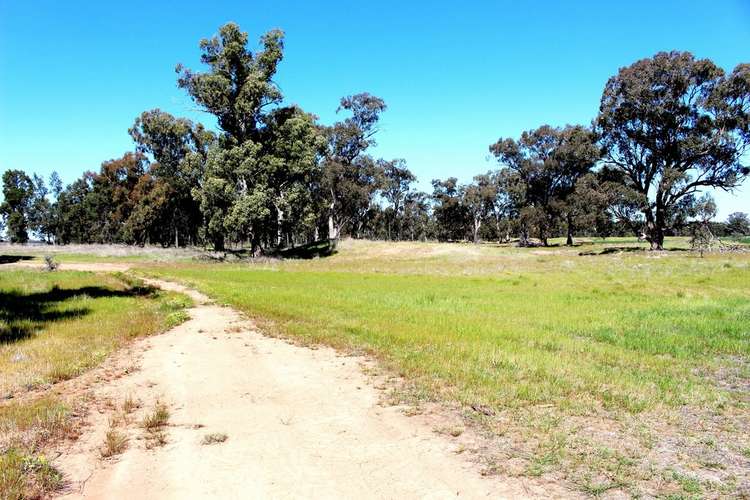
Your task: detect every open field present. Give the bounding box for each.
[1,239,749,498]
[139,239,750,497]
[0,269,190,499]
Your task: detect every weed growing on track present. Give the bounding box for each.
[101,427,128,458]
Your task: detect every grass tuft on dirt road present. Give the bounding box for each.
[146,238,750,497]
[0,269,190,499]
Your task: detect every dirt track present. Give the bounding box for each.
[37,269,566,499]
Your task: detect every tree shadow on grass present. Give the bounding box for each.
[0,284,156,344]
[0,255,34,264]
[275,240,338,259]
[578,246,688,256]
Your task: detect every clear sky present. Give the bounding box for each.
[1,0,749,217]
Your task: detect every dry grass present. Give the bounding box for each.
[141,401,169,431]
[0,398,70,499]
[201,432,228,445]
[101,426,128,458]
[141,401,170,449]
[0,268,190,499]
[0,242,202,264]
[0,270,191,399]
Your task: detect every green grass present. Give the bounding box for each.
[144,238,750,496]
[148,248,749,413]
[0,270,191,397]
[0,268,190,499]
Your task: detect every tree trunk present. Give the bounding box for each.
[276,205,284,248]
[644,206,665,250]
[566,213,574,246]
[328,214,338,240]
[518,224,529,247]
[473,217,481,244]
[213,234,224,252]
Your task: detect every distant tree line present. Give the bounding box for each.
[2,23,749,251]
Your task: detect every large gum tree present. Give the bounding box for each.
[597,51,750,250]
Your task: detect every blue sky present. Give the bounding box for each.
[1,0,749,217]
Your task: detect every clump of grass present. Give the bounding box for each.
[164,310,190,329]
[0,449,63,499]
[141,401,169,431]
[142,401,169,449]
[201,432,228,445]
[435,425,463,437]
[101,428,128,458]
[122,395,138,414]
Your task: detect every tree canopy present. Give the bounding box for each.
[3,28,747,251]
[597,51,750,249]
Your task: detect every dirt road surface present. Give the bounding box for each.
[39,269,567,499]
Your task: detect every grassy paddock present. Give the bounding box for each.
[146,239,750,497]
[0,269,190,499]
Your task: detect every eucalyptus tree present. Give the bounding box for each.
[490,124,598,246]
[25,174,62,243]
[0,169,34,243]
[461,174,499,244]
[379,158,415,240]
[178,22,320,251]
[597,51,750,249]
[322,93,387,240]
[726,212,749,236]
[129,109,214,246]
[431,177,469,241]
[258,105,325,248]
[401,191,433,241]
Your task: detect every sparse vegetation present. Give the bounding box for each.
[0,398,69,499]
[142,401,169,431]
[201,433,228,445]
[0,269,189,499]
[101,427,128,458]
[0,270,190,398]
[43,255,57,272]
[140,401,170,450]
[122,395,138,414]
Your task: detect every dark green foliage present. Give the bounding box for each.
[1,170,35,243]
[597,51,750,249]
[179,23,322,251]
[490,125,599,246]
[127,109,213,246]
[323,93,387,240]
[725,212,749,236]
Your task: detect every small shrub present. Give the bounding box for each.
[43,255,58,272]
[201,432,228,445]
